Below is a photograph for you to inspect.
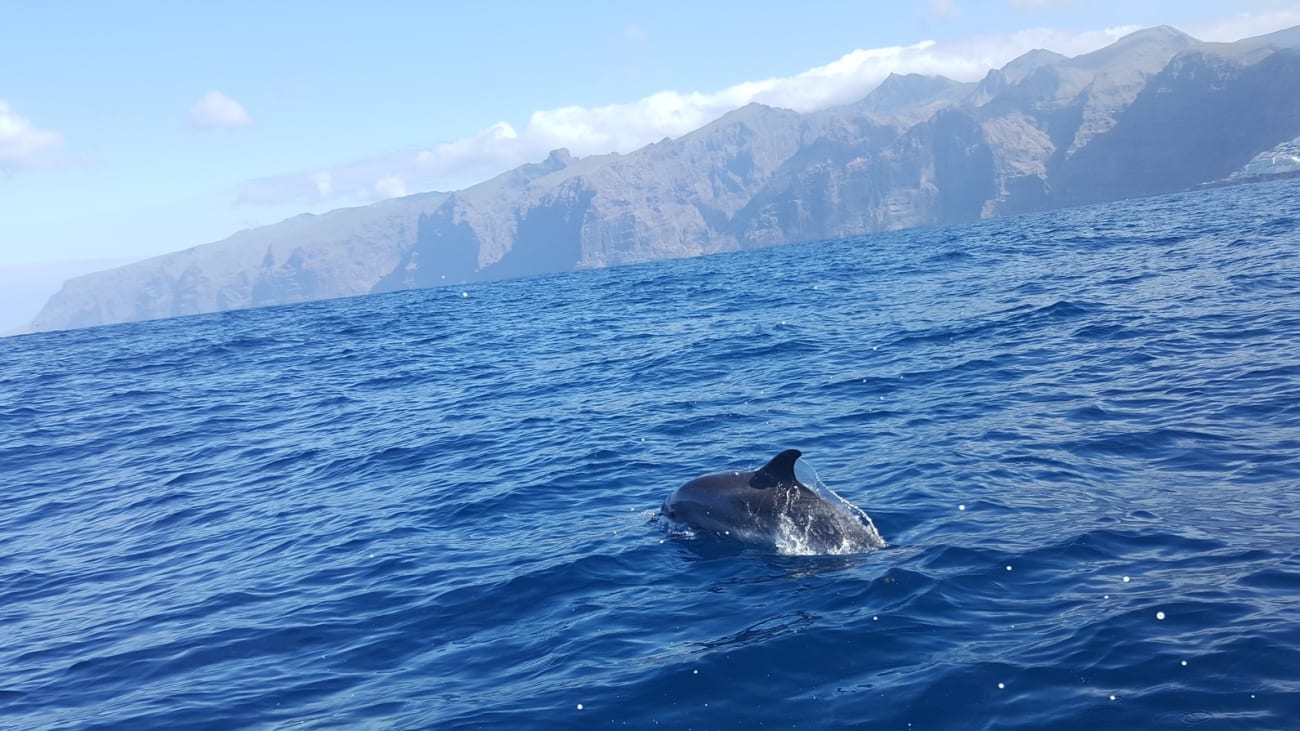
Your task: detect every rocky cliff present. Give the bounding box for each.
[27,25,1300,332]
[29,193,448,332]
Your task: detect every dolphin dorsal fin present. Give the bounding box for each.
[750,449,802,489]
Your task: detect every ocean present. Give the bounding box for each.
[2,178,1299,730]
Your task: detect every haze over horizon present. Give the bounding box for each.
[3,0,1299,331]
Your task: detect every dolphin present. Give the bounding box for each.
[660,449,885,554]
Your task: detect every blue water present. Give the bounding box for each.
[3,179,1300,730]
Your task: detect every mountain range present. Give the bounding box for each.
[26,24,1300,333]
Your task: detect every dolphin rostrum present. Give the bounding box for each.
[660,449,884,554]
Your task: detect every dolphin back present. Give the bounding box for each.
[661,449,886,555]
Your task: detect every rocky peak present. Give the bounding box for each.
[1000,49,1069,84]
[1069,25,1198,73]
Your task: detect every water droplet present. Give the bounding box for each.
[1181,660,1188,666]
[958,504,966,511]
[577,704,584,710]
[997,682,1005,689]
[1156,611,1166,620]
[1005,565,1013,571]
[1122,576,1131,583]
[1109,694,1117,701]
[460,291,468,298]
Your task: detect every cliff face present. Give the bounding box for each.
[30,193,447,332]
[1050,48,1300,205]
[27,25,1300,333]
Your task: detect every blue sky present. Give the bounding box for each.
[2,0,1298,328]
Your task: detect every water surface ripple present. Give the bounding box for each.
[3,180,1299,729]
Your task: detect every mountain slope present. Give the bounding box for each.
[31,193,447,332]
[25,25,1300,334]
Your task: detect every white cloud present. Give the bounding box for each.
[415,121,523,176]
[373,175,407,199]
[313,171,333,197]
[0,100,64,171]
[190,90,252,129]
[234,14,1299,208]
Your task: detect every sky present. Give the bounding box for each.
[2,0,1299,328]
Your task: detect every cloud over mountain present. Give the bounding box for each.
[232,14,1300,209]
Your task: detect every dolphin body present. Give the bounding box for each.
[661,449,885,554]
